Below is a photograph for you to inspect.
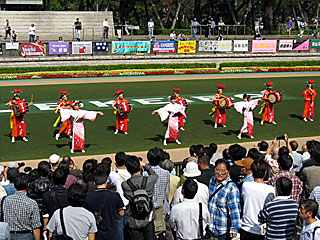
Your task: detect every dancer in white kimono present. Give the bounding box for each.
[152,96,186,146]
[56,101,104,153]
[234,94,259,139]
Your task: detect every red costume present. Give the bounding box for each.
[57,90,72,137]
[173,88,188,128]
[302,80,317,120]
[113,90,130,133]
[260,82,275,124]
[212,85,226,125]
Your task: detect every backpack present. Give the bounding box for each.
[127,177,152,219]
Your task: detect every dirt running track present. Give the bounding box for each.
[2,71,320,167]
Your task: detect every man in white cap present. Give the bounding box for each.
[172,162,209,205]
[49,154,60,171]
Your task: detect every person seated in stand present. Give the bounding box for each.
[169,30,178,41]
[178,31,187,41]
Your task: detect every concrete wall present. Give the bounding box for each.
[0,11,114,41]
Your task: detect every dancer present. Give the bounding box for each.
[173,88,191,131]
[56,101,103,153]
[54,90,73,140]
[211,84,229,128]
[234,94,259,139]
[5,89,33,142]
[152,95,186,146]
[302,79,317,122]
[260,81,277,125]
[112,90,131,135]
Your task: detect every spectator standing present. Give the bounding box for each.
[115,19,123,41]
[121,155,158,240]
[209,143,222,165]
[4,19,11,41]
[170,179,210,239]
[12,30,17,42]
[210,18,215,36]
[103,17,109,40]
[74,18,82,41]
[2,168,19,196]
[148,18,154,40]
[84,163,124,240]
[299,199,320,240]
[2,173,41,240]
[309,186,320,219]
[257,141,268,157]
[124,20,130,36]
[197,155,214,186]
[268,154,303,204]
[313,19,319,38]
[286,17,293,36]
[302,144,311,161]
[290,140,304,167]
[240,161,275,239]
[298,18,308,37]
[218,18,225,36]
[258,177,298,240]
[191,18,200,39]
[160,159,180,204]
[205,19,211,38]
[207,159,241,239]
[29,23,36,43]
[47,183,97,240]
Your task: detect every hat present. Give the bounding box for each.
[217,84,225,89]
[8,162,18,168]
[115,90,124,96]
[60,90,68,99]
[234,158,254,170]
[74,100,84,108]
[12,89,22,96]
[265,81,273,88]
[173,88,180,93]
[307,79,315,85]
[184,162,201,177]
[186,156,197,163]
[0,165,4,175]
[49,154,60,164]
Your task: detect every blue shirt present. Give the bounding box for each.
[3,183,16,196]
[192,21,199,28]
[208,176,241,235]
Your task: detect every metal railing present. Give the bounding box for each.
[190,24,247,40]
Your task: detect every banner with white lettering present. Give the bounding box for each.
[233,40,249,52]
[279,40,293,51]
[6,42,19,50]
[152,41,175,53]
[198,40,232,52]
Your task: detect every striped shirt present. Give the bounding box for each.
[258,196,298,240]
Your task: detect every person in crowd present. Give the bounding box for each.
[169,30,177,41]
[313,18,319,38]
[217,34,223,41]
[160,159,180,204]
[298,18,308,37]
[58,161,77,189]
[124,20,130,36]
[302,143,311,161]
[240,160,275,239]
[207,159,241,239]
[2,168,19,196]
[170,179,210,239]
[302,79,317,122]
[81,158,98,192]
[218,18,225,36]
[2,173,41,240]
[74,18,82,41]
[286,16,293,36]
[197,155,214,186]
[115,19,123,40]
[173,162,209,206]
[35,36,41,43]
[228,144,247,186]
[109,152,131,239]
[58,36,63,42]
[299,199,320,240]
[148,18,154,40]
[309,186,320,219]
[49,154,61,171]
[178,31,187,41]
[29,23,36,42]
[0,166,7,199]
[209,142,222,165]
[290,140,304,167]
[147,147,170,239]
[205,19,211,38]
[47,183,97,239]
[11,30,17,42]
[209,18,215,36]
[84,163,124,240]
[191,18,200,39]
[268,154,303,203]
[234,156,254,185]
[257,141,268,157]
[62,156,81,178]
[299,140,320,170]
[103,17,109,40]
[4,19,11,41]
[258,177,298,240]
[121,155,158,239]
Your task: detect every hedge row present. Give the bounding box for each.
[0,63,217,74]
[220,60,320,68]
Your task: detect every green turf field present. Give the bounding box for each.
[1,75,320,161]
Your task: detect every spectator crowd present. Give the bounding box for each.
[1,134,320,240]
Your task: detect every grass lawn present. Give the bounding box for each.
[1,75,320,161]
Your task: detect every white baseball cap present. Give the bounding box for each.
[49,154,60,164]
[8,162,18,168]
[184,162,201,178]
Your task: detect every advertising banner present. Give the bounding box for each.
[72,41,92,54]
[311,40,320,49]
[94,42,109,52]
[279,40,293,51]
[48,42,69,55]
[21,42,45,57]
[198,40,232,52]
[152,41,175,53]
[293,40,310,51]
[252,40,277,53]
[112,41,150,54]
[233,40,249,52]
[5,42,19,50]
[177,41,196,53]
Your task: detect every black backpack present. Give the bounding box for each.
[127,177,152,219]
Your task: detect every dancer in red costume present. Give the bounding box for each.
[302,79,317,122]
[211,84,227,128]
[5,89,33,142]
[260,81,277,125]
[55,90,73,140]
[173,88,191,131]
[112,90,131,135]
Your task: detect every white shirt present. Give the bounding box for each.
[210,153,223,165]
[109,169,131,206]
[103,20,109,28]
[292,151,304,167]
[300,219,320,240]
[170,199,210,240]
[241,182,275,235]
[29,26,36,35]
[303,152,311,161]
[148,21,154,28]
[172,180,209,206]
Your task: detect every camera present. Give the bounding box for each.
[276,135,285,141]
